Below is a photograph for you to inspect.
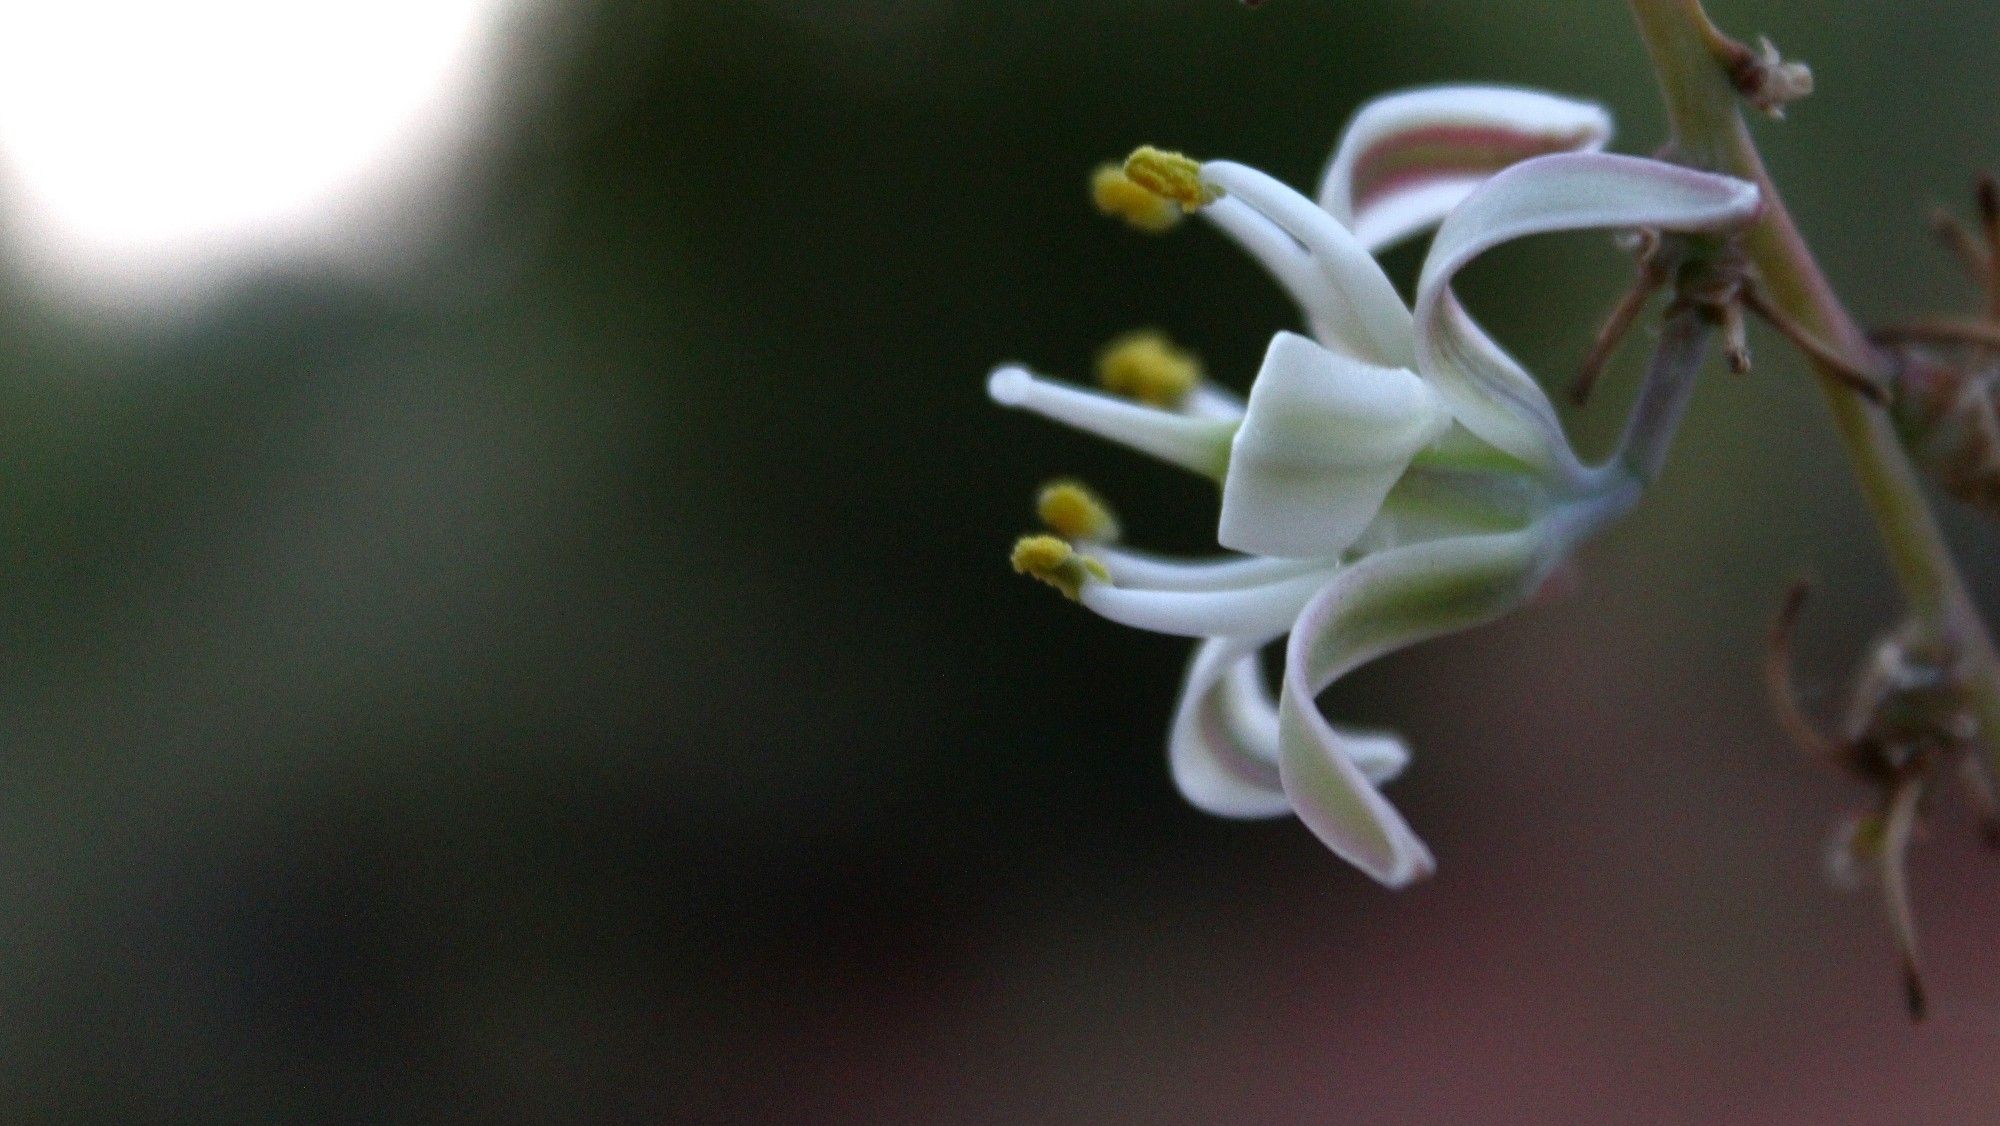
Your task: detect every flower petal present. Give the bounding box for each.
[1412,153,1760,472]
[1347,459,1544,554]
[1318,86,1613,253]
[1199,161,1415,368]
[1218,331,1447,559]
[1173,638,1410,820]
[1170,637,1293,818]
[1277,530,1551,886]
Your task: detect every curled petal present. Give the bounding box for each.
[1173,638,1408,820]
[1171,638,1293,818]
[988,365,1236,478]
[1218,332,1447,559]
[1413,153,1760,472]
[1319,85,1613,253]
[1200,161,1415,368]
[1278,530,1550,886]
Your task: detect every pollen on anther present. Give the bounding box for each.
[1097,330,1201,408]
[1012,533,1074,577]
[1037,480,1120,542]
[1092,165,1183,234]
[1010,534,1104,601]
[1122,146,1217,210]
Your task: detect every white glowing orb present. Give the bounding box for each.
[0,0,529,307]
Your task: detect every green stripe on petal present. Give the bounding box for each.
[1277,530,1552,886]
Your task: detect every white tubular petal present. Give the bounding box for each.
[1218,332,1447,559]
[1091,546,1328,592]
[1318,86,1613,253]
[1079,564,1339,639]
[1277,530,1548,887]
[1199,162,1416,369]
[1413,153,1760,472]
[1170,638,1293,818]
[987,365,1236,479]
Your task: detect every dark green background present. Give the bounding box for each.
[3,1,2000,1120]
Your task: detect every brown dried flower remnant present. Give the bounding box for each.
[1768,581,1994,1021]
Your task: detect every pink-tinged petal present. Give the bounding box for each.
[1174,638,1411,820]
[1199,161,1415,369]
[1319,86,1613,253]
[1170,638,1293,819]
[1412,153,1759,472]
[1278,530,1550,886]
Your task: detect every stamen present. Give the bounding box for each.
[1037,480,1120,542]
[1122,147,1218,211]
[1010,534,1108,601]
[1091,165,1184,234]
[1079,565,1340,639]
[1091,547,1326,592]
[1097,330,1202,408]
[987,365,1236,479]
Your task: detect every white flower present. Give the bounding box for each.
[994,86,1759,886]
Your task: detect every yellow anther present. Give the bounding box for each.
[1092,165,1183,234]
[1011,534,1108,601]
[1037,479,1121,542]
[1122,146,1217,211]
[1097,330,1202,408]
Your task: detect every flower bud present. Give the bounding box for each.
[1888,346,2000,515]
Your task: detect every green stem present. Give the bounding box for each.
[1628,0,2000,772]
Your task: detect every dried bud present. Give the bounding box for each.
[1731,36,1814,119]
[1875,175,2000,515]
[1886,344,2000,515]
[1767,586,1991,1020]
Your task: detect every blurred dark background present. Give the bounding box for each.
[2,0,2000,1120]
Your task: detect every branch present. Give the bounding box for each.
[1626,0,2000,783]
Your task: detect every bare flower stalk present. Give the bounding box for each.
[1628,0,2000,782]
